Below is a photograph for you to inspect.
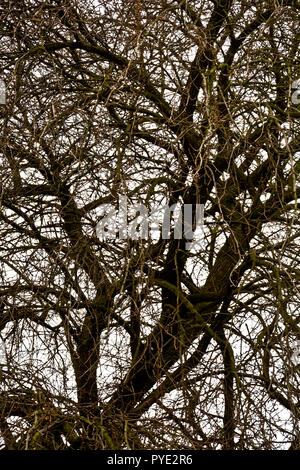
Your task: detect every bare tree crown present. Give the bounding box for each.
[0,0,299,450]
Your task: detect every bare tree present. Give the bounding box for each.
[0,0,299,450]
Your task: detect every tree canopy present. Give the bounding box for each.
[0,0,299,450]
